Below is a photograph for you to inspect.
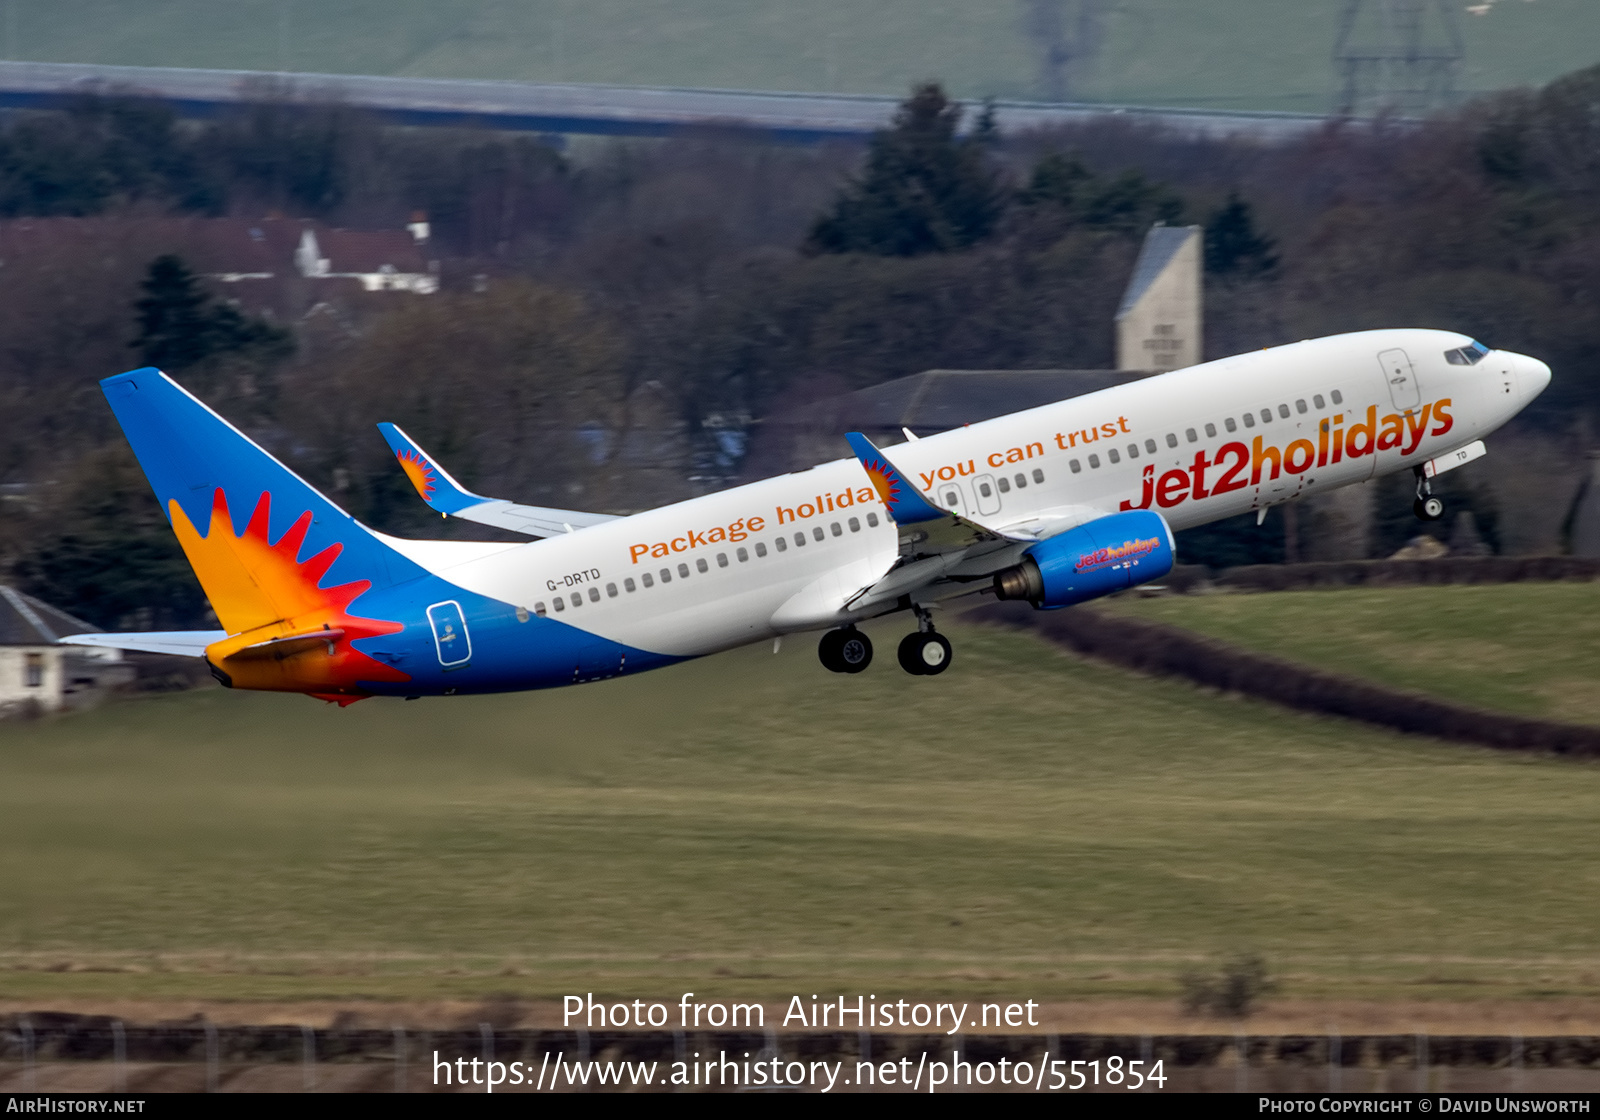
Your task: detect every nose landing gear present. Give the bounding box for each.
[818,627,873,673]
[1413,467,1445,521]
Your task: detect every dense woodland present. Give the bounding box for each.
[2,67,1598,628]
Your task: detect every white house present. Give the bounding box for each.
[0,587,131,716]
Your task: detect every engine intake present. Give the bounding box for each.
[992,509,1175,609]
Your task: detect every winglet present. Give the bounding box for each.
[844,432,946,525]
[376,423,487,516]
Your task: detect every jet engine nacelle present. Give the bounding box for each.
[992,509,1175,609]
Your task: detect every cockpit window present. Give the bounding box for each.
[1445,340,1491,366]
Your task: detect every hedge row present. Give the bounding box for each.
[977,601,1600,757]
[1162,556,1600,594]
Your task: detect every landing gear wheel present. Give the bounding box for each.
[897,631,953,676]
[1414,496,1445,521]
[819,628,873,673]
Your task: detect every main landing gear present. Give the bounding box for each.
[1413,467,1445,522]
[818,609,955,677]
[818,626,873,673]
[897,605,952,677]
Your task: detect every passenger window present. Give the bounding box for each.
[1147,438,1159,453]
[736,547,748,561]
[606,582,617,597]
[624,578,636,592]
[1108,448,1121,463]
[978,482,992,498]
[716,552,729,567]
[1015,473,1027,488]
[795,533,806,546]
[998,476,1011,493]
[571,593,582,608]
[942,490,958,507]
[831,522,842,536]
[1278,404,1290,419]
[1185,428,1197,443]
[848,516,860,532]
[1295,399,1307,414]
[695,558,707,573]
[813,526,825,541]
[588,587,600,602]
[1242,413,1255,428]
[553,597,565,612]
[1032,468,1045,483]
[1331,389,1344,404]
[1088,454,1100,468]
[1128,443,1139,459]
[660,568,672,583]
[1070,459,1081,473]
[1260,408,1272,423]
[754,542,767,557]
[535,602,547,616]
[642,572,654,587]
[680,562,691,577]
[866,513,879,527]
[775,537,787,552]
[1224,418,1236,433]
[1164,434,1177,449]
[1313,394,1325,409]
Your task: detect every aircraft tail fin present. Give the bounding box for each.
[100,367,421,638]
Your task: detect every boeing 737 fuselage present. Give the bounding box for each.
[67,328,1550,701]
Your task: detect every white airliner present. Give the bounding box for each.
[64,328,1549,702]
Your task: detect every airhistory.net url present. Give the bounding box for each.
[430,1049,1167,1092]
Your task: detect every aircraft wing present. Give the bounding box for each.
[842,433,1120,613]
[842,432,1030,611]
[59,630,226,657]
[377,423,619,538]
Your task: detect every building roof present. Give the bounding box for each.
[783,368,1157,433]
[0,586,100,646]
[1116,225,1199,320]
[310,227,429,275]
[742,367,1158,479]
[0,216,429,279]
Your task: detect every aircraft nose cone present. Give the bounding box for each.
[1519,354,1552,399]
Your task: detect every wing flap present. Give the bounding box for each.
[377,422,618,538]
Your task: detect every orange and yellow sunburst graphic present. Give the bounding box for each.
[861,458,903,511]
[170,489,408,701]
[395,448,438,501]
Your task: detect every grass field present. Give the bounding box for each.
[5,1,1596,113]
[3,613,1600,1010]
[1105,583,1600,727]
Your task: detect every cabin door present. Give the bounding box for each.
[427,601,472,668]
[1378,348,1421,411]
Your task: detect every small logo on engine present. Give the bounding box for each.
[1075,536,1160,573]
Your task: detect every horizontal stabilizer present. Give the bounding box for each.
[376,422,618,538]
[59,630,226,658]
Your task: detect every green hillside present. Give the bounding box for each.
[3,617,1599,1005]
[7,0,1597,113]
[1106,583,1600,726]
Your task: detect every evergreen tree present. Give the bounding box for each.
[132,254,291,371]
[1204,191,1277,277]
[805,84,1005,256]
[1020,152,1185,233]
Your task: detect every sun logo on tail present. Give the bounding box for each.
[860,458,903,511]
[396,448,437,501]
[169,489,408,698]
